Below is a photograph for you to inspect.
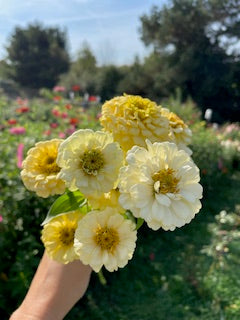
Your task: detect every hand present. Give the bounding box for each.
[10,251,92,320]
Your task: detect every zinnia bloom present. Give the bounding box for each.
[74,208,137,272]
[9,127,26,135]
[21,139,65,198]
[42,211,83,264]
[118,140,203,231]
[100,94,169,153]
[161,108,192,153]
[88,189,124,213]
[57,129,123,196]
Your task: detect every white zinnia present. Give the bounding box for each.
[74,208,137,272]
[118,141,203,231]
[56,129,123,196]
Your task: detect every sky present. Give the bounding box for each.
[0,0,167,65]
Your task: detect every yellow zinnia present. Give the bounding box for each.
[41,210,84,264]
[100,94,170,153]
[57,129,123,196]
[161,108,192,153]
[74,208,137,272]
[88,189,125,213]
[21,139,65,198]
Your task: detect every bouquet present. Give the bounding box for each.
[20,94,203,273]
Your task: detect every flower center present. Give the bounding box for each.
[38,154,61,175]
[126,96,157,120]
[58,226,76,246]
[94,226,119,253]
[152,168,180,194]
[80,149,104,175]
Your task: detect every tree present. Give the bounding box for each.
[60,43,97,93]
[6,23,70,89]
[140,0,240,122]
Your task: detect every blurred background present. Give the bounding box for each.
[0,0,240,319]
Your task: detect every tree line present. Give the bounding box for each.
[1,0,240,122]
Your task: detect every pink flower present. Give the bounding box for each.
[0,215,3,223]
[61,112,68,119]
[43,129,52,136]
[9,127,26,135]
[65,126,76,136]
[50,123,59,129]
[52,109,61,117]
[58,132,66,138]
[53,85,65,92]
[17,143,24,168]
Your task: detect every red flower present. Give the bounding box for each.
[52,109,61,117]
[69,118,79,125]
[50,123,59,129]
[43,129,52,136]
[65,103,72,110]
[16,106,29,113]
[72,85,81,92]
[53,96,62,102]
[89,95,97,102]
[8,119,17,125]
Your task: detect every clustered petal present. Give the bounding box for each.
[21,139,65,198]
[57,129,123,196]
[118,141,203,231]
[74,208,137,272]
[41,210,84,264]
[100,94,170,152]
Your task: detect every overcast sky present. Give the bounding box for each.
[0,0,167,65]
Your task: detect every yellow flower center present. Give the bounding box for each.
[80,149,104,175]
[125,96,157,120]
[94,226,119,253]
[58,226,76,246]
[152,168,180,194]
[37,153,61,175]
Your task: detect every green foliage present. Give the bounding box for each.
[139,0,240,122]
[6,23,70,89]
[60,43,97,93]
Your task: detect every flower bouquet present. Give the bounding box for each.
[20,94,203,273]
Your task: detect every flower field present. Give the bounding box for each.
[0,92,240,319]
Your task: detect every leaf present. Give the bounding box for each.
[136,218,144,230]
[41,190,87,225]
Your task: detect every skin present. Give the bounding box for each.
[10,252,92,320]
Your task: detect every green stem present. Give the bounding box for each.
[98,269,107,286]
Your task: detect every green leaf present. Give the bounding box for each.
[136,218,144,230]
[41,190,87,225]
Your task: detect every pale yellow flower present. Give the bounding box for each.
[88,189,125,213]
[161,108,192,153]
[74,208,137,272]
[100,94,170,152]
[21,139,65,198]
[57,129,123,196]
[41,210,84,264]
[119,140,203,231]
